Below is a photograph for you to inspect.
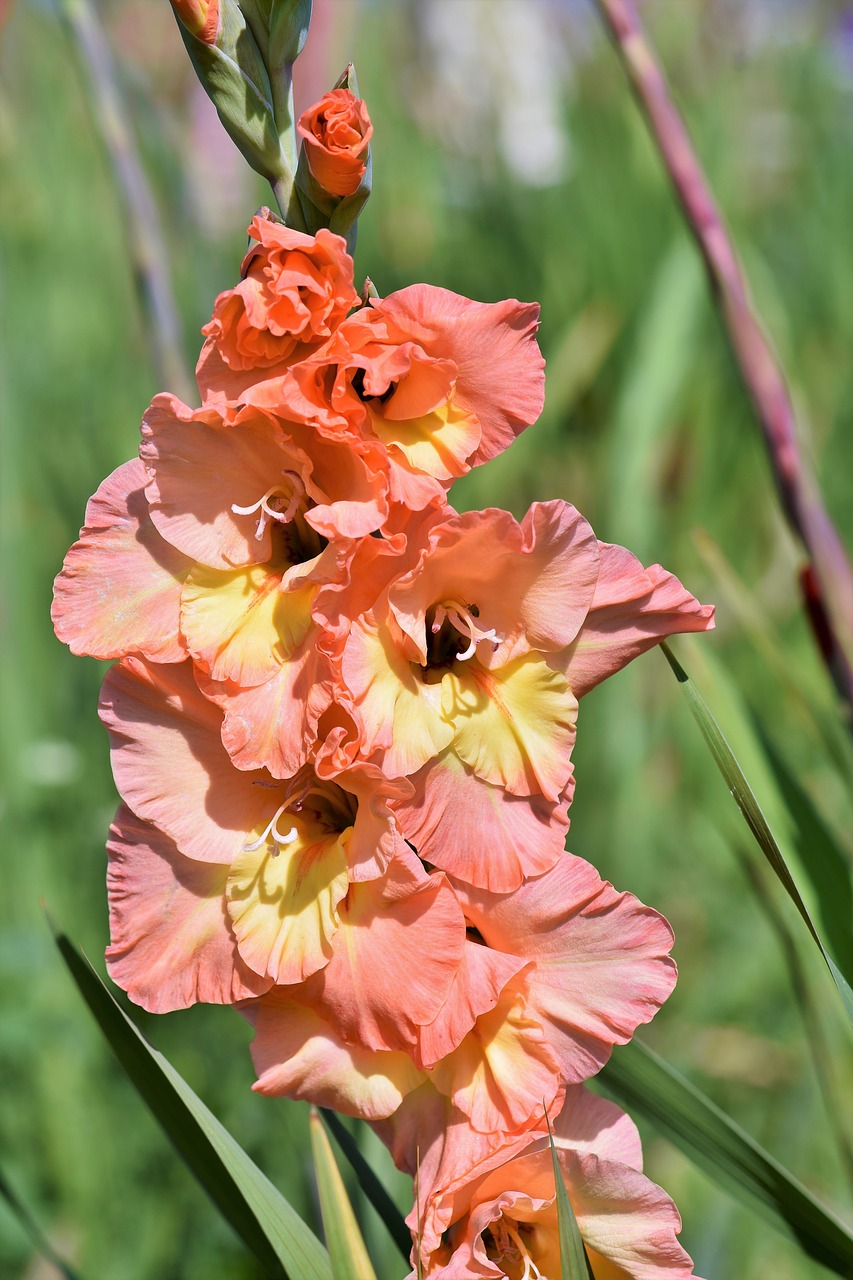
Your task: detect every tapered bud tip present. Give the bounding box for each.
[171,0,220,44]
[298,88,373,198]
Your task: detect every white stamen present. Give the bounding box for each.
[440,602,502,662]
[243,801,299,856]
[491,1219,544,1280]
[231,471,306,541]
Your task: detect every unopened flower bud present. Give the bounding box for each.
[294,65,372,248]
[170,0,220,44]
[297,87,372,197]
[170,0,286,183]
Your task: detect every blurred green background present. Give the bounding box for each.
[2,0,853,1275]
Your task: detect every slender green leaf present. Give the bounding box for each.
[53,926,332,1280]
[0,1165,80,1280]
[757,726,853,982]
[545,1111,594,1279]
[319,1110,411,1262]
[662,642,853,1024]
[598,1039,853,1276]
[309,1110,378,1280]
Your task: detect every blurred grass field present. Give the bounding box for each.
[2,0,853,1275]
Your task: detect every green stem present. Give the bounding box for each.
[59,0,194,402]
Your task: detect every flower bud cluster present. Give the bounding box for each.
[54,96,713,1280]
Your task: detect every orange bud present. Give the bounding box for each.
[170,0,220,45]
[297,88,373,198]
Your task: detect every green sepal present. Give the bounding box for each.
[172,0,286,183]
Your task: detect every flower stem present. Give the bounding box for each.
[594,0,853,728]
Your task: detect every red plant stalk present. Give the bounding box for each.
[595,0,853,724]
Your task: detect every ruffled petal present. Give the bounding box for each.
[560,542,715,697]
[301,858,466,1052]
[457,855,677,1083]
[200,631,336,778]
[100,656,278,864]
[429,983,563,1134]
[393,750,573,893]
[106,805,271,1012]
[140,395,312,568]
[375,286,545,466]
[418,940,529,1068]
[52,458,189,662]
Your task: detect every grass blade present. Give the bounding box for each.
[0,1165,81,1280]
[309,1110,378,1280]
[53,925,332,1280]
[319,1110,411,1262]
[545,1110,594,1279]
[598,1039,853,1276]
[661,642,853,1025]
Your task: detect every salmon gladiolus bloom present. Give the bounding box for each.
[410,1088,702,1280]
[197,215,359,404]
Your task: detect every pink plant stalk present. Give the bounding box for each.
[595,0,853,722]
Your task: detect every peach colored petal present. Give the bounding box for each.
[417,941,529,1069]
[99,656,279,865]
[560,541,715,697]
[313,755,411,881]
[422,1088,699,1280]
[180,556,315,687]
[428,982,563,1134]
[141,395,315,568]
[298,89,373,197]
[245,991,425,1119]
[442,653,578,800]
[554,1085,644,1173]
[197,217,358,402]
[300,858,466,1053]
[375,285,545,466]
[369,395,481,485]
[394,750,573,893]
[106,805,271,1012]
[342,613,454,777]
[457,854,677,1083]
[52,458,189,663]
[389,503,600,667]
[226,817,349,984]
[200,631,336,778]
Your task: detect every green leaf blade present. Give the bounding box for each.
[661,642,853,1024]
[546,1111,594,1280]
[598,1039,853,1277]
[53,927,332,1280]
[319,1110,411,1262]
[309,1110,378,1280]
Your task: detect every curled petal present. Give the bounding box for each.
[244,992,425,1119]
[560,541,715,698]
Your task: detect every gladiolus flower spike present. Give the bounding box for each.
[52,60,714,1274]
